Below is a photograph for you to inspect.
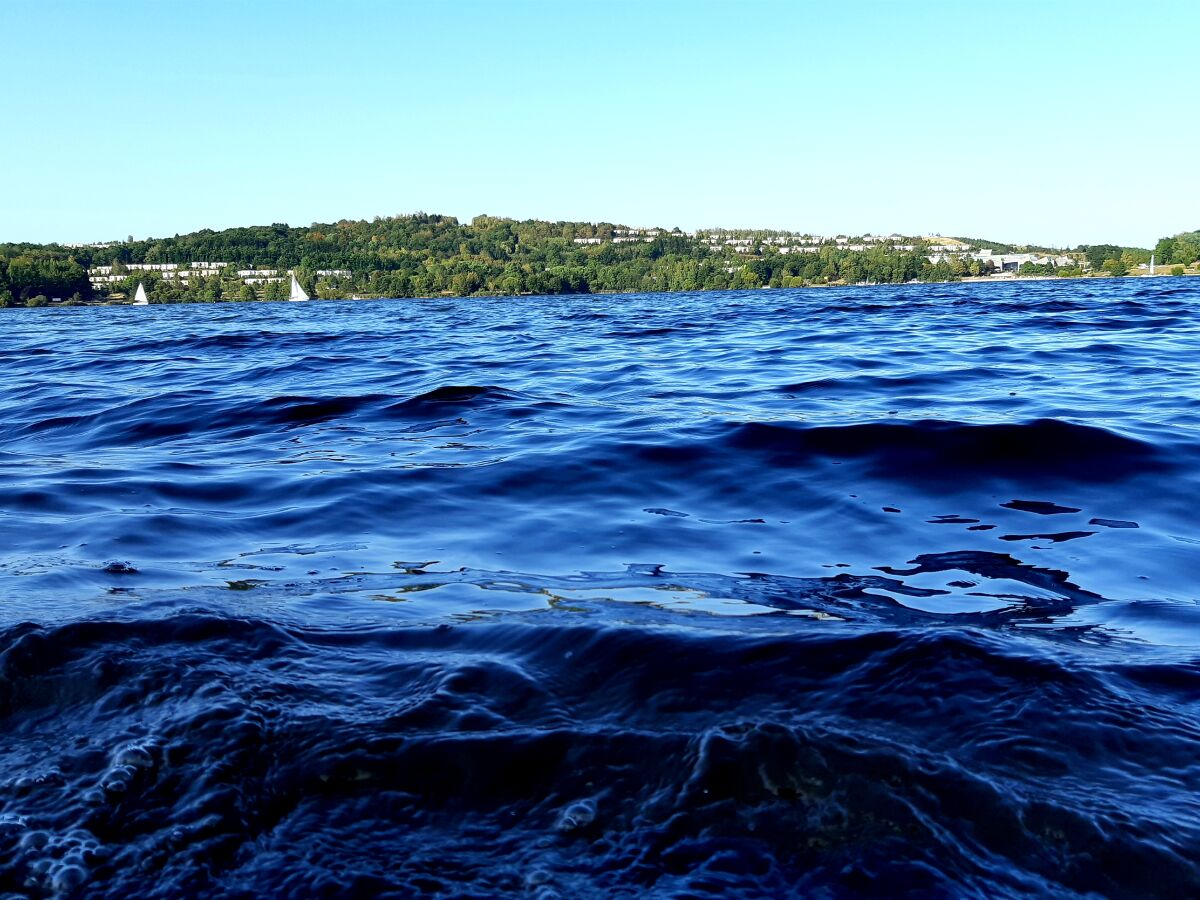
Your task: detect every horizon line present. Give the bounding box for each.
[14,210,1163,252]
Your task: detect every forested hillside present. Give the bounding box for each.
[1154,230,1200,267]
[1,213,1190,306]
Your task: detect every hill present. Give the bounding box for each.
[0,214,1184,306]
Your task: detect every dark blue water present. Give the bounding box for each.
[3,279,1199,897]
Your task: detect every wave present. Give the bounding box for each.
[721,418,1172,481]
[117,331,353,356]
[779,367,1004,395]
[3,278,1200,895]
[8,385,535,449]
[1,614,1197,896]
[387,384,523,410]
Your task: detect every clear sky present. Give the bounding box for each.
[4,0,1197,248]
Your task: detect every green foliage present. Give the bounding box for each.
[1170,231,1200,265]
[924,259,958,282]
[0,249,91,303]
[1170,265,1186,276]
[1016,262,1056,276]
[1147,230,1199,266]
[1079,244,1129,270]
[1102,258,1127,277]
[0,216,1184,305]
[951,236,1015,253]
[1120,248,1151,268]
[1155,237,1178,264]
[26,294,49,307]
[950,236,1068,256]
[200,277,223,302]
[263,279,288,302]
[4,215,945,299]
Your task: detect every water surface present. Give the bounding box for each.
[2,280,1199,896]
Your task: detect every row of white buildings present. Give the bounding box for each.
[567,229,1077,271]
[570,230,975,256]
[709,233,921,252]
[88,262,351,289]
[926,248,1076,270]
[572,228,670,245]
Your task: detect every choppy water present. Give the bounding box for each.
[2,279,1199,897]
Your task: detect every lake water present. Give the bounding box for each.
[2,279,1199,896]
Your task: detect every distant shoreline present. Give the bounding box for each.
[31,270,1191,309]
[6,215,1196,307]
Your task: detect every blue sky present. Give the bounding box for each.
[3,0,1196,247]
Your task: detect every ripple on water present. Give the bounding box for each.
[2,279,1199,894]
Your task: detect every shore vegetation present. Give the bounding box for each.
[2,218,1196,306]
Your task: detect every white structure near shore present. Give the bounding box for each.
[926,248,1075,271]
[88,263,352,290]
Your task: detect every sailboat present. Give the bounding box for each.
[288,274,310,302]
[132,282,149,306]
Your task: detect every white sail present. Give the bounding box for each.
[132,282,149,306]
[288,274,310,302]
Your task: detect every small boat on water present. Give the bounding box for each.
[132,282,149,306]
[288,274,310,302]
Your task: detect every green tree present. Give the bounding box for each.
[200,278,222,302]
[737,267,761,288]
[1120,248,1150,269]
[1175,232,1200,264]
[450,271,481,295]
[156,274,194,303]
[1081,245,1123,270]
